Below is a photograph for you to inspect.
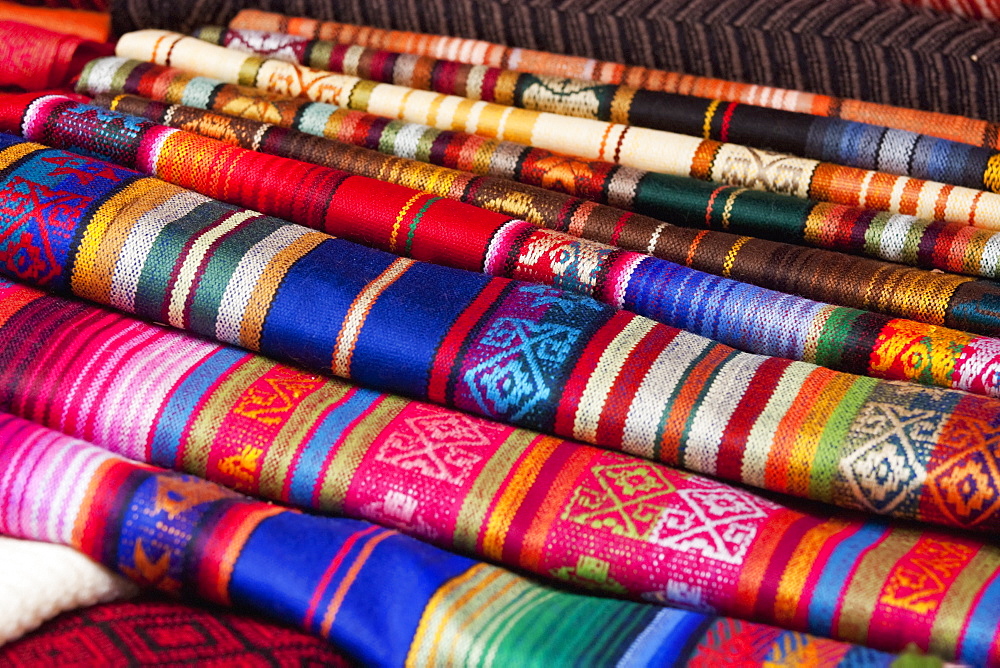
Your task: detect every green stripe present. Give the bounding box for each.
[808,375,880,502]
[653,338,717,461]
[813,307,866,368]
[405,196,443,255]
[677,349,741,468]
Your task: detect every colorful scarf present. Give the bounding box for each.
[12,95,1000,397]
[112,30,1000,231]
[77,58,1000,286]
[2,139,1000,538]
[0,537,135,646]
[0,410,930,665]
[196,25,1000,194]
[228,8,1000,150]
[0,21,111,92]
[2,598,352,665]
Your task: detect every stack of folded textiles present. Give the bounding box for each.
[1,1,1000,665]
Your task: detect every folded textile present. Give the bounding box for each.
[14,95,1000,397]
[0,411,930,665]
[113,30,1000,231]
[197,25,1000,194]
[230,8,1000,152]
[0,0,110,42]
[0,21,112,92]
[78,59,1000,288]
[1,597,351,666]
[3,137,1000,537]
[0,536,135,647]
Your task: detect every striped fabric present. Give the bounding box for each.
[197,25,1000,193]
[13,94,1000,396]
[112,31,1000,232]
[228,7,1000,151]
[0,282,995,663]
[3,135,1000,536]
[76,58,1000,288]
[892,0,1000,20]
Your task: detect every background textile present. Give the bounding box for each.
[77,63,1000,299]
[198,25,1000,193]
[3,141,1000,541]
[1,598,353,666]
[15,95,1000,397]
[0,0,110,41]
[0,21,112,92]
[113,31,1000,233]
[0,411,920,665]
[111,0,1000,121]
[0,536,135,646]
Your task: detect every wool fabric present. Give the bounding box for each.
[0,0,110,42]
[0,284,993,663]
[0,410,933,665]
[197,25,1000,194]
[0,21,112,92]
[891,0,1000,20]
[1,598,352,666]
[3,137,1000,535]
[113,30,1000,231]
[228,7,1000,152]
[14,94,1000,396]
[78,58,1000,285]
[0,537,135,647]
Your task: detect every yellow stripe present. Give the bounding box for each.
[702,99,722,139]
[389,193,427,252]
[406,564,490,668]
[721,236,750,277]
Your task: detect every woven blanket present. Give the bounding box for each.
[1,284,997,662]
[0,21,111,92]
[226,8,1000,151]
[13,95,1000,396]
[0,411,929,665]
[78,59,1000,287]
[893,0,1000,20]
[112,31,1000,232]
[2,598,352,666]
[196,26,1000,194]
[111,0,1000,122]
[2,139,1000,536]
[0,0,109,42]
[0,537,135,647]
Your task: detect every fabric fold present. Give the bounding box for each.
[228,8,1000,150]
[76,58,1000,286]
[1,137,1000,536]
[113,30,1000,231]
[11,94,1000,396]
[196,25,1000,194]
[0,410,930,665]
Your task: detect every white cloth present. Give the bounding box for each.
[0,536,137,646]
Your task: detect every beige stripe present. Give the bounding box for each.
[331,257,414,377]
[573,316,656,443]
[741,363,815,487]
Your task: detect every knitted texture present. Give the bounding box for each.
[77,59,1000,286]
[198,25,1000,194]
[14,95,1000,396]
[0,0,110,42]
[113,31,1000,230]
[0,286,991,663]
[891,0,1000,20]
[3,138,1000,534]
[0,537,135,647]
[0,411,931,665]
[228,7,1000,151]
[1,598,352,667]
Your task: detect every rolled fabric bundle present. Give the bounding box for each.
[113,30,1000,230]
[0,0,110,42]
[230,8,1000,152]
[0,21,113,92]
[14,94,1000,395]
[1,598,352,665]
[0,537,136,647]
[0,411,933,665]
[197,26,1000,194]
[3,137,1000,535]
[77,60,1000,287]
[0,284,994,663]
